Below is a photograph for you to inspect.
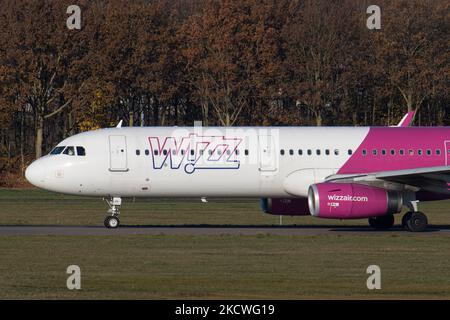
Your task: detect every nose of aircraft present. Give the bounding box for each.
[25,159,46,188]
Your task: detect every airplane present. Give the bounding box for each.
[25,111,450,231]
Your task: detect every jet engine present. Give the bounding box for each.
[260,198,310,216]
[308,183,402,219]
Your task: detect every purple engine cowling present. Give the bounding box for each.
[308,183,402,219]
[261,198,310,216]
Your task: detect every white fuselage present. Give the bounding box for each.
[25,126,368,198]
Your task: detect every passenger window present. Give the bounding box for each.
[208,150,213,155]
[418,149,423,156]
[334,149,339,156]
[436,149,441,155]
[426,149,431,156]
[289,149,294,155]
[172,150,177,155]
[190,149,195,156]
[235,150,240,155]
[163,150,168,156]
[298,149,303,155]
[316,149,321,156]
[63,146,75,156]
[50,146,65,155]
[154,150,158,156]
[362,149,367,156]
[409,149,414,156]
[280,149,285,156]
[347,149,352,155]
[307,149,312,156]
[181,150,185,156]
[390,149,395,156]
[245,149,249,156]
[136,150,140,156]
[381,149,386,156]
[325,149,330,155]
[399,149,405,156]
[145,150,150,156]
[226,150,231,155]
[372,149,377,156]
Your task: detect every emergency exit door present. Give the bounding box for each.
[258,135,277,172]
[109,135,129,172]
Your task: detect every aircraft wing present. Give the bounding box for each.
[326,166,450,195]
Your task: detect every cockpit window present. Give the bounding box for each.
[63,146,75,156]
[50,146,65,155]
[76,146,86,156]
[50,145,85,156]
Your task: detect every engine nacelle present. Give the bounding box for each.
[308,183,402,219]
[261,198,310,216]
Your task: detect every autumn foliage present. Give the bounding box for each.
[0,0,449,185]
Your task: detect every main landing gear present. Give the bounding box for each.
[368,215,395,230]
[104,197,122,229]
[402,211,428,232]
[367,212,428,232]
[401,199,428,232]
[368,199,429,232]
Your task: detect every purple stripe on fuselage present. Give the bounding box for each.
[338,127,450,174]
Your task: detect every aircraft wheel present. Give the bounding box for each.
[368,215,394,230]
[402,212,413,230]
[104,216,120,229]
[368,217,379,229]
[406,212,428,232]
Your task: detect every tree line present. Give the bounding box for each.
[0,0,449,184]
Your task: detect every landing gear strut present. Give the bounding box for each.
[104,197,121,229]
[368,215,395,230]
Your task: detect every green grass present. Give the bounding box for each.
[1,234,449,299]
[0,189,449,299]
[0,188,449,227]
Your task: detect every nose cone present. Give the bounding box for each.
[25,160,46,188]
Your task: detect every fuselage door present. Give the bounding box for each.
[109,135,129,172]
[445,141,450,166]
[258,135,277,172]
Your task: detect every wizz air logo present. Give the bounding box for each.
[327,194,369,202]
[148,134,242,174]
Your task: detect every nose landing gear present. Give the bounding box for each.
[104,197,121,229]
